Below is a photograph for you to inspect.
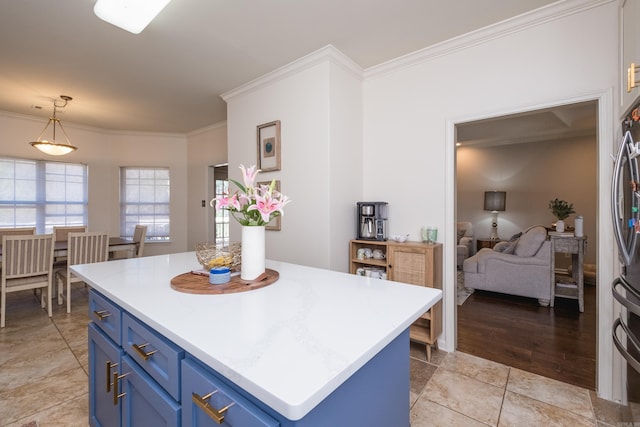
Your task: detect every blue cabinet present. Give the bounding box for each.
[89,290,183,427]
[120,356,181,427]
[89,323,122,427]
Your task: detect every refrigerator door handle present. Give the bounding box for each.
[612,276,640,317]
[613,317,640,374]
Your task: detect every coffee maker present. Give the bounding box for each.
[356,202,388,240]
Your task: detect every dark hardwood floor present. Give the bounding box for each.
[457,283,596,390]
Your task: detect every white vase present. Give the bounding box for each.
[555,219,565,232]
[241,226,265,280]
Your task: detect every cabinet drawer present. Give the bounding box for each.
[182,358,279,427]
[553,239,579,253]
[122,313,184,401]
[89,290,122,345]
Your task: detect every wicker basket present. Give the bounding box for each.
[195,242,241,272]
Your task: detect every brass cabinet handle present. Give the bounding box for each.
[192,391,235,425]
[106,361,118,392]
[131,342,158,361]
[93,310,112,321]
[112,371,129,406]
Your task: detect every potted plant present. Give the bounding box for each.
[548,198,575,232]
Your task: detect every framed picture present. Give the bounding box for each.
[257,120,281,172]
[258,180,282,231]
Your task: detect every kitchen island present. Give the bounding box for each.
[75,252,441,426]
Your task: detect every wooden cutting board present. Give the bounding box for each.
[170,268,279,294]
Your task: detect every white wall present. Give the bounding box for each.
[0,111,189,256]
[363,0,619,400]
[223,46,363,271]
[186,122,228,250]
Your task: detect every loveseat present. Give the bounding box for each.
[462,225,552,306]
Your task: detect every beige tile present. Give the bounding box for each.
[499,390,596,427]
[441,351,510,388]
[0,344,82,390]
[4,393,88,427]
[422,368,504,425]
[589,389,635,425]
[411,398,488,427]
[410,357,438,406]
[507,368,594,420]
[0,322,67,366]
[0,366,87,425]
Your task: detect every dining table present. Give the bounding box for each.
[0,236,138,261]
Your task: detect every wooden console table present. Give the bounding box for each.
[549,234,587,312]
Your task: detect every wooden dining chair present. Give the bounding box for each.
[52,225,88,269]
[132,225,147,258]
[110,224,147,260]
[0,227,36,238]
[52,225,87,242]
[0,227,37,271]
[56,232,109,313]
[1,234,54,327]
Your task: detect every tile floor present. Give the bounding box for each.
[0,288,636,427]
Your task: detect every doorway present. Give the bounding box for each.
[453,100,598,389]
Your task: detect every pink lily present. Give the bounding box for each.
[239,164,260,190]
[212,194,241,211]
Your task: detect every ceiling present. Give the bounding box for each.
[456,100,598,148]
[0,0,559,134]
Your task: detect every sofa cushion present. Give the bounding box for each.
[502,240,518,254]
[514,226,547,257]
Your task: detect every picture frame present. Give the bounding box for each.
[257,120,281,172]
[258,180,282,231]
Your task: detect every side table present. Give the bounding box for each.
[549,234,586,312]
[476,238,502,252]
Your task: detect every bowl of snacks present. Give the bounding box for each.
[195,242,242,272]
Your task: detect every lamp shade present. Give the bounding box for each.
[484,191,506,211]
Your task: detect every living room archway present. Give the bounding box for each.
[452,99,599,390]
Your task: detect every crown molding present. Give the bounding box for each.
[364,0,614,80]
[221,45,363,102]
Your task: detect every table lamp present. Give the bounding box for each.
[484,191,506,241]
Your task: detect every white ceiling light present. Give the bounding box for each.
[29,95,78,156]
[94,0,172,34]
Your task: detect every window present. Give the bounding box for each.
[120,167,170,241]
[213,165,229,246]
[0,157,87,232]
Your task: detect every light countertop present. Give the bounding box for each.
[72,252,441,420]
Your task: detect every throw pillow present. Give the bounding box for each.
[509,232,522,242]
[457,228,466,244]
[514,226,547,257]
[503,240,518,254]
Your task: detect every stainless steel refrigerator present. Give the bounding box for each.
[611,105,640,415]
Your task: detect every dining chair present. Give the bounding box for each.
[52,225,88,269]
[110,224,147,260]
[0,227,37,271]
[56,231,109,313]
[52,225,87,242]
[1,234,54,328]
[132,225,147,258]
[0,227,36,238]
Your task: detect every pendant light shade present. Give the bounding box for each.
[29,95,77,156]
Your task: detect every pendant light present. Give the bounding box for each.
[29,95,78,156]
